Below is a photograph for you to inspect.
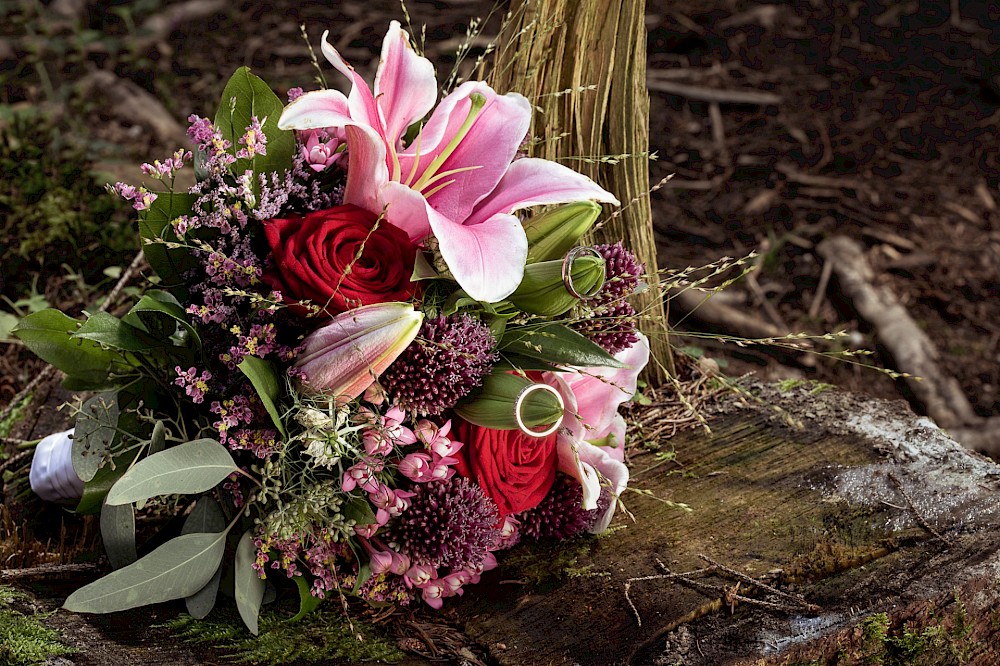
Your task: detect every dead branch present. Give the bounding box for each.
[645,79,781,105]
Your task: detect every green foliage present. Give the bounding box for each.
[854,594,974,666]
[0,113,133,297]
[105,438,237,505]
[0,586,76,666]
[163,605,404,664]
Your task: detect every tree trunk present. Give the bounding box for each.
[490,0,674,381]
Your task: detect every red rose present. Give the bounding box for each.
[263,205,418,317]
[453,419,559,517]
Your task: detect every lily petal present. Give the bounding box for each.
[556,433,602,511]
[380,180,434,242]
[374,20,437,149]
[465,158,621,227]
[579,441,629,533]
[405,83,531,223]
[320,30,381,130]
[278,89,354,131]
[430,212,527,303]
[342,124,390,214]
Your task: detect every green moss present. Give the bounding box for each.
[776,379,835,395]
[0,391,32,438]
[162,604,403,665]
[851,594,973,666]
[500,537,597,589]
[0,585,76,666]
[0,113,134,296]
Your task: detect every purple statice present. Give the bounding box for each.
[573,242,644,355]
[350,571,411,605]
[389,476,501,571]
[173,366,213,403]
[236,116,268,160]
[517,473,595,541]
[209,394,254,444]
[379,314,497,416]
[287,87,304,102]
[140,148,193,181]
[253,527,352,599]
[256,150,342,218]
[228,428,281,459]
[109,182,156,211]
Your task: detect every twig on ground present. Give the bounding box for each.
[1,562,99,580]
[887,472,951,547]
[646,79,781,105]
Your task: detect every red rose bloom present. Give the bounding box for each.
[263,204,418,317]
[453,419,559,517]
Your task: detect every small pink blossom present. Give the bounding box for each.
[404,563,436,588]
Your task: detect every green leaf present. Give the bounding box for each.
[290,575,322,623]
[234,530,265,635]
[12,309,118,389]
[499,323,623,368]
[182,497,227,620]
[493,352,560,373]
[122,290,200,349]
[342,495,376,527]
[214,67,294,192]
[0,311,19,340]
[351,563,372,596]
[100,499,136,569]
[73,393,120,482]
[105,439,238,506]
[237,356,286,437]
[73,311,162,352]
[63,530,229,613]
[138,192,198,288]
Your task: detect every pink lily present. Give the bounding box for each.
[541,335,649,530]
[279,21,619,302]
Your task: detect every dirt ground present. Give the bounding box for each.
[3,0,998,425]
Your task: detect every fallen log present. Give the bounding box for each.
[7,382,1000,664]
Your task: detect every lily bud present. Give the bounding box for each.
[508,255,605,316]
[295,303,423,405]
[523,201,602,264]
[454,372,564,432]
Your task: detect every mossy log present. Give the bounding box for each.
[7,381,1000,664]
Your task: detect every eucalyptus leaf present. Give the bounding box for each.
[138,192,198,289]
[75,447,142,515]
[100,500,136,569]
[63,530,228,613]
[149,421,167,456]
[105,439,238,506]
[234,530,265,635]
[499,323,623,368]
[182,497,227,619]
[181,497,227,535]
[238,356,286,437]
[185,567,222,620]
[73,393,120,482]
[12,310,118,389]
[214,67,294,193]
[342,495,376,527]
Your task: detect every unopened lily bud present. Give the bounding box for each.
[454,372,564,432]
[295,303,423,405]
[523,201,602,264]
[509,255,605,316]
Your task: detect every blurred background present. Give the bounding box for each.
[1,0,998,434]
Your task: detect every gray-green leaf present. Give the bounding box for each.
[182,497,226,619]
[73,393,120,482]
[100,500,136,569]
[63,530,228,613]
[234,530,265,635]
[105,439,238,506]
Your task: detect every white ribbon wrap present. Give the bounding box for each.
[29,429,84,503]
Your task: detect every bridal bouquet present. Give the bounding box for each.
[15,22,649,633]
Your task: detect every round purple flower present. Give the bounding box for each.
[573,298,641,355]
[517,473,596,541]
[390,476,501,571]
[380,313,497,416]
[594,242,643,299]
